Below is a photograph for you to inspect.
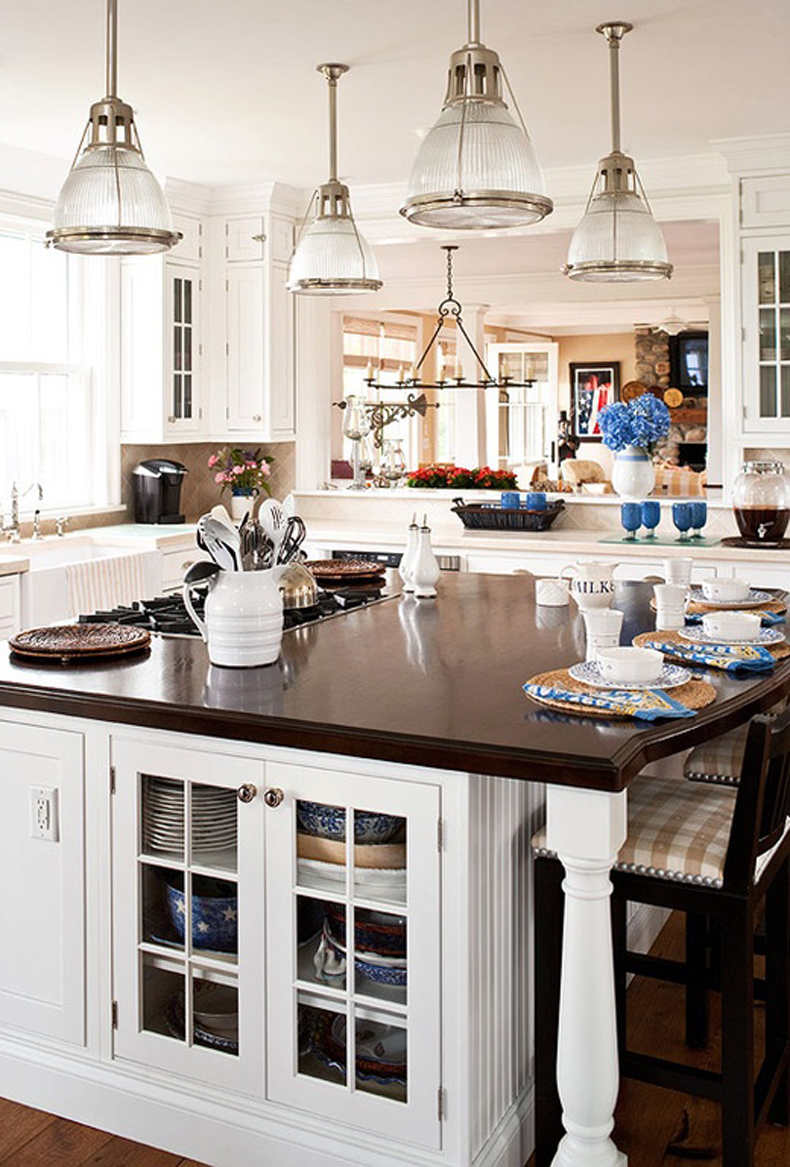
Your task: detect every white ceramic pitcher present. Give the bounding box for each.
[183,568,285,668]
[559,561,616,610]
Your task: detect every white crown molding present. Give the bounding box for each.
[711,133,790,175]
[0,188,54,222]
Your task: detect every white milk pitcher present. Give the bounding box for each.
[559,561,616,610]
[183,568,285,668]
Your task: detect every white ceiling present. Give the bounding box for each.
[0,0,787,189]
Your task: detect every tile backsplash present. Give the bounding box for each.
[120,442,295,521]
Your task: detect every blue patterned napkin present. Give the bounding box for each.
[685,610,785,627]
[639,636,776,673]
[523,682,697,720]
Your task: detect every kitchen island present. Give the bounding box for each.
[0,574,787,1167]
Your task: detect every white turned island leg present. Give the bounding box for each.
[546,785,628,1167]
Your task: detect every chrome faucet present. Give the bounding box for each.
[0,482,43,543]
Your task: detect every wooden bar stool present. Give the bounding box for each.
[533,712,790,1167]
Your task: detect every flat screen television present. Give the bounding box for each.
[669,331,708,390]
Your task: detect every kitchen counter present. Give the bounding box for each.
[0,554,29,576]
[0,574,785,790]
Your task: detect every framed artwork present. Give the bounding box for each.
[570,362,621,440]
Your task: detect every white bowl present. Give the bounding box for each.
[701,611,762,642]
[700,577,751,603]
[596,647,665,685]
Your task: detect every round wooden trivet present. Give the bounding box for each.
[633,629,790,662]
[525,668,716,719]
[9,623,151,664]
[649,597,787,616]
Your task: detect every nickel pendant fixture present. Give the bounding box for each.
[46,0,181,255]
[288,64,382,295]
[400,0,552,230]
[564,22,672,282]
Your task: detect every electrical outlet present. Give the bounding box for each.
[30,786,59,842]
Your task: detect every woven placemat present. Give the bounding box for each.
[525,668,716,719]
[633,629,790,662]
[649,596,787,616]
[9,624,151,664]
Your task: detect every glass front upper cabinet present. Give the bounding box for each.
[743,237,790,429]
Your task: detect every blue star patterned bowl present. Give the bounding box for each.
[165,881,238,953]
[296,802,401,844]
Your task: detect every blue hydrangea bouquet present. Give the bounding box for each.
[597,394,670,453]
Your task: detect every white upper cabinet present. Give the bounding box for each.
[741,233,790,432]
[225,216,265,263]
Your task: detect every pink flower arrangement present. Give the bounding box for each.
[208,446,274,496]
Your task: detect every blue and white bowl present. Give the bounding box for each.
[297,802,401,844]
[165,881,238,953]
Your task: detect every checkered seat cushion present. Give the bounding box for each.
[533,775,738,888]
[684,725,749,787]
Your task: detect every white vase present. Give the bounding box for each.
[229,492,254,521]
[611,446,656,499]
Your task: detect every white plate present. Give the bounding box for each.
[568,660,691,691]
[679,625,785,646]
[688,588,774,609]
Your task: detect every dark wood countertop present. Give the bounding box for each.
[0,575,787,791]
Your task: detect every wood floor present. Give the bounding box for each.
[2,913,789,1167]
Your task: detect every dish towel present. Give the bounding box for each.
[639,636,777,674]
[66,553,148,617]
[522,683,697,720]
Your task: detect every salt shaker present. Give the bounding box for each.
[411,516,441,599]
[399,512,419,593]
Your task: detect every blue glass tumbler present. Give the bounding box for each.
[690,501,708,539]
[672,502,694,543]
[640,500,661,539]
[621,502,642,541]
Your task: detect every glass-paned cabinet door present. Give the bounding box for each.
[743,236,790,430]
[264,762,442,1150]
[485,342,559,468]
[111,737,264,1094]
[166,262,201,433]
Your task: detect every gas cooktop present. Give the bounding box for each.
[77,586,394,638]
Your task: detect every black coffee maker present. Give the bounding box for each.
[132,459,189,524]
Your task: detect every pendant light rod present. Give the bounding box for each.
[317,63,349,185]
[597,22,633,155]
[106,0,118,99]
[467,0,481,45]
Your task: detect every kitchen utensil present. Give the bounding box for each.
[210,504,235,529]
[700,577,751,603]
[700,611,764,641]
[183,566,285,667]
[279,561,318,609]
[183,560,221,588]
[204,515,242,571]
[278,515,306,564]
[568,660,691,691]
[596,647,664,685]
[197,515,237,573]
[559,562,616,610]
[257,498,288,565]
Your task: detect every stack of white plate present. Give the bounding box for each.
[143,777,237,856]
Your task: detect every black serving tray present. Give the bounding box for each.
[451,497,564,532]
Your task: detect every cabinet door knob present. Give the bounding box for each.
[237,783,258,804]
[252,414,262,422]
[263,787,284,808]
[168,415,177,423]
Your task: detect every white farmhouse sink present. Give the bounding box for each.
[0,537,161,626]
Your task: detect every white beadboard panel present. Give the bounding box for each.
[469,774,544,1160]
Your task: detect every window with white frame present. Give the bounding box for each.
[341,315,420,469]
[0,217,97,516]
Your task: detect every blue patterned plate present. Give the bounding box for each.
[688,588,773,609]
[679,625,785,646]
[568,660,691,691]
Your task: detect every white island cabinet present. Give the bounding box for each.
[0,712,537,1167]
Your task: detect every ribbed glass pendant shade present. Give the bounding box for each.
[288,204,381,294]
[403,101,550,229]
[565,161,672,282]
[49,141,178,255]
[288,63,382,296]
[46,0,180,256]
[399,1,552,230]
[564,23,671,283]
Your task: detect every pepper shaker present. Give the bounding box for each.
[399,512,419,593]
[411,515,440,599]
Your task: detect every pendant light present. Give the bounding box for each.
[288,64,382,295]
[46,0,181,255]
[564,23,672,282]
[399,0,552,230]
